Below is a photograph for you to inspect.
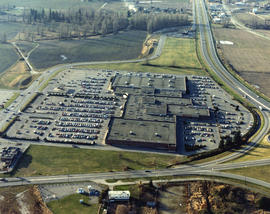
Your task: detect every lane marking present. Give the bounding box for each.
[238,87,270,111]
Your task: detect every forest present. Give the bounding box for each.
[18,8,190,39]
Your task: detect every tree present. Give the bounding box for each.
[232,130,242,146]
[149,179,154,188]
[1,33,7,43]
[219,137,225,150]
[101,19,108,36]
[113,18,119,34]
[147,19,153,33]
[257,196,270,211]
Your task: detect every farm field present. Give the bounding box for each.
[213,27,270,97]
[47,194,100,214]
[256,29,270,38]
[6,145,186,177]
[29,30,147,70]
[0,43,18,74]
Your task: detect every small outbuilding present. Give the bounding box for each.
[108,191,130,202]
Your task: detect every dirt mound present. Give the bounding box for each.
[0,185,52,214]
[140,37,158,58]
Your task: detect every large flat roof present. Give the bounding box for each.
[112,74,186,93]
[107,118,176,145]
[168,105,210,118]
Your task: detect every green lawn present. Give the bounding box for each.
[47,194,99,214]
[0,43,18,74]
[9,145,186,177]
[151,38,201,69]
[29,30,147,70]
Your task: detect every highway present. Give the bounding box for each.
[2,158,270,187]
[1,0,270,191]
[195,0,270,164]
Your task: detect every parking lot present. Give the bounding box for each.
[179,75,253,153]
[4,69,254,154]
[39,182,104,203]
[6,69,124,145]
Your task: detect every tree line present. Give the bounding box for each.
[21,8,190,39]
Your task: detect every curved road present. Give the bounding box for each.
[195,0,270,165]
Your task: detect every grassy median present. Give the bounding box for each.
[223,165,270,184]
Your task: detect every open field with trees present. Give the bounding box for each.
[0,0,104,10]
[47,194,100,214]
[29,30,147,69]
[213,26,270,97]
[0,22,35,40]
[6,145,186,177]
[235,13,268,29]
[114,181,270,213]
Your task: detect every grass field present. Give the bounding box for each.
[235,13,265,28]
[151,38,201,69]
[0,43,18,74]
[7,145,186,177]
[0,60,34,89]
[47,194,99,214]
[0,23,35,40]
[225,135,270,163]
[29,30,147,70]
[16,41,37,56]
[213,27,270,97]
[77,37,205,76]
[223,165,270,184]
